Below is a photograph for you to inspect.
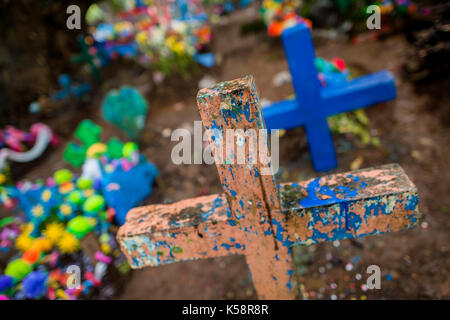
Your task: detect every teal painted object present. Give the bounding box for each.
[102,86,149,140]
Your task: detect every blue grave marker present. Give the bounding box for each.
[51,74,90,101]
[262,23,396,172]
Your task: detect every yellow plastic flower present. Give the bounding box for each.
[165,35,177,48]
[31,237,52,252]
[41,189,52,202]
[16,233,34,252]
[56,288,70,300]
[172,42,185,55]
[21,223,34,235]
[60,203,73,217]
[43,222,65,245]
[262,0,281,10]
[58,232,80,254]
[136,31,148,46]
[31,204,44,217]
[101,243,111,255]
[114,21,132,34]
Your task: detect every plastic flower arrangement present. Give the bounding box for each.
[0,123,59,172]
[82,0,221,77]
[375,0,417,15]
[42,223,65,245]
[0,120,159,299]
[57,232,80,254]
[315,56,380,147]
[260,0,311,37]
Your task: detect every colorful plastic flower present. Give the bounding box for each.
[31,204,45,218]
[22,271,48,299]
[42,222,65,245]
[67,216,95,239]
[82,189,95,198]
[83,194,105,216]
[30,237,52,253]
[16,233,34,252]
[22,248,40,264]
[57,232,80,254]
[66,190,84,205]
[5,258,33,281]
[57,202,77,221]
[59,181,75,194]
[41,188,53,202]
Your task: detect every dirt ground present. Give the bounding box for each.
[3,9,449,299]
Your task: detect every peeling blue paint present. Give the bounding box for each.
[300,176,360,207]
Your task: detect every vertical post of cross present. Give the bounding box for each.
[281,24,337,171]
[197,76,297,299]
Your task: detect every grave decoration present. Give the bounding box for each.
[260,0,311,37]
[72,35,102,81]
[375,0,418,16]
[51,74,91,102]
[0,168,131,299]
[82,0,222,77]
[0,123,59,172]
[81,0,308,78]
[28,74,91,115]
[314,56,380,147]
[358,0,424,38]
[102,86,149,140]
[279,55,381,148]
[117,75,419,299]
[63,119,159,225]
[0,122,159,298]
[262,23,396,171]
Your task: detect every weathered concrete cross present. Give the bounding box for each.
[117,76,418,299]
[262,23,397,172]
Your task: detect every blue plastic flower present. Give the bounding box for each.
[0,275,14,292]
[22,271,48,299]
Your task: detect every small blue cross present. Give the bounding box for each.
[262,23,396,172]
[51,74,90,101]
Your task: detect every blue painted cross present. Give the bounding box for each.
[262,23,396,172]
[51,74,90,101]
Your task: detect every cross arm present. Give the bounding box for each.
[262,71,396,130]
[282,163,419,246]
[116,193,244,268]
[117,163,418,269]
[263,71,397,131]
[320,70,396,118]
[262,99,303,130]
